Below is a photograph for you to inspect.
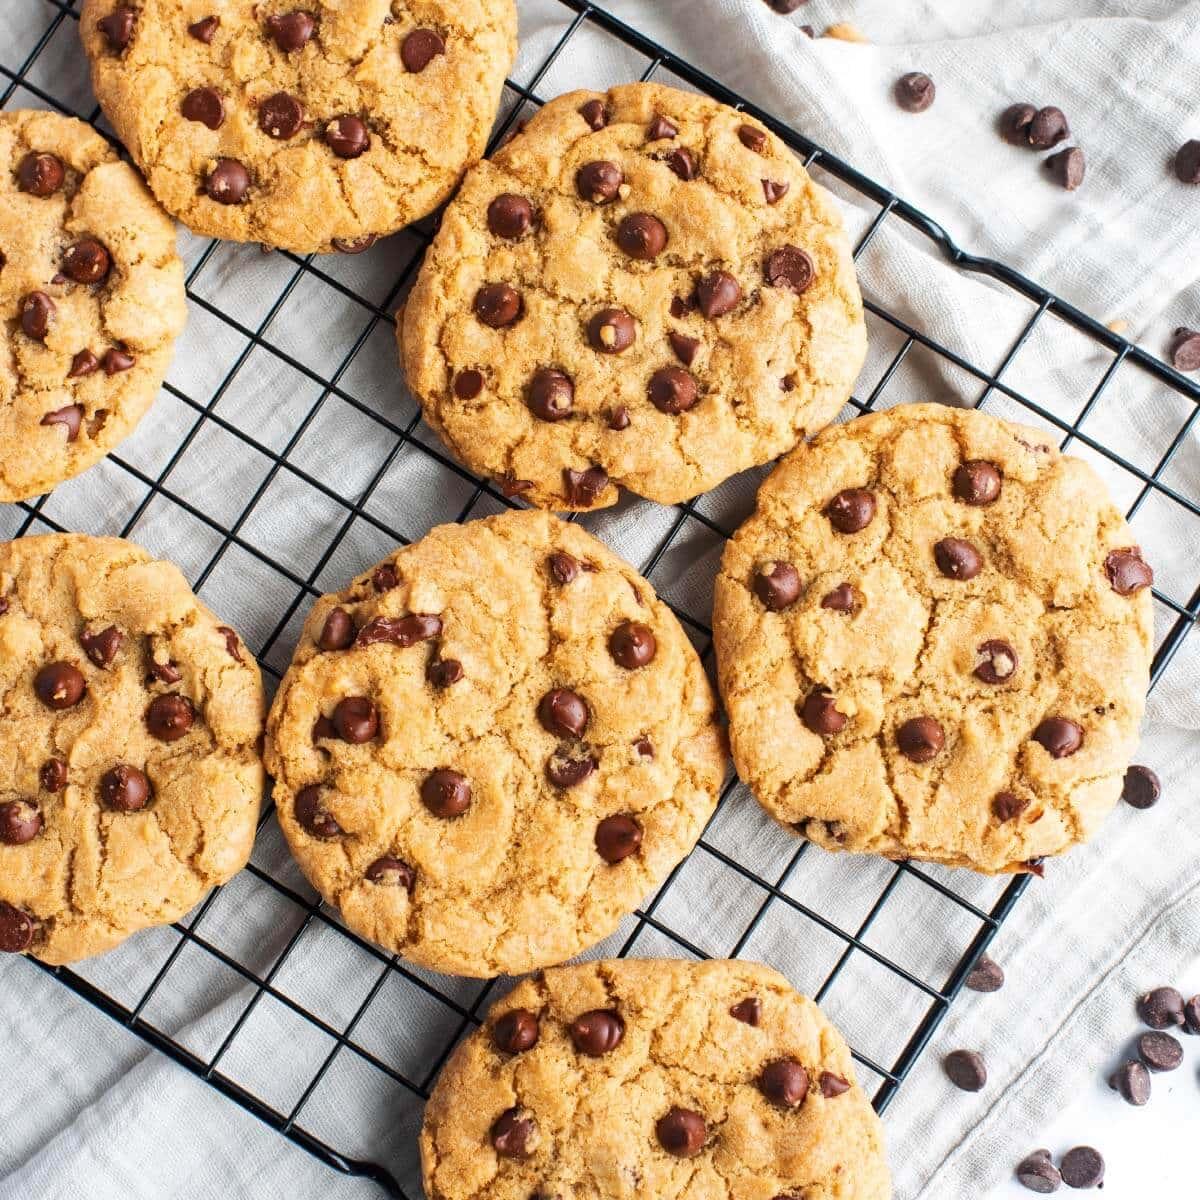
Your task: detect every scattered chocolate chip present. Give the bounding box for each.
[21,292,55,341]
[579,99,608,131]
[188,15,219,43]
[427,657,463,688]
[765,245,815,293]
[100,763,151,812]
[149,658,181,684]
[667,331,700,367]
[538,688,589,738]
[0,800,43,846]
[609,621,656,669]
[617,212,669,261]
[562,465,609,507]
[453,368,484,400]
[588,308,636,353]
[17,152,65,196]
[819,1071,850,1098]
[420,768,471,818]
[40,405,83,441]
[181,87,224,130]
[696,270,741,319]
[800,687,847,735]
[762,178,790,204]
[608,406,630,431]
[34,662,85,710]
[332,696,378,743]
[527,368,574,421]
[738,124,768,153]
[1108,1059,1150,1105]
[575,160,623,204]
[648,366,698,414]
[1174,139,1200,184]
[80,625,123,668]
[546,747,595,788]
[216,626,243,663]
[40,758,67,792]
[993,791,1030,823]
[595,813,641,863]
[1103,547,1152,595]
[647,115,678,140]
[364,855,415,890]
[68,349,100,378]
[760,1058,809,1107]
[401,28,444,73]
[490,1107,536,1158]
[934,537,983,581]
[666,147,697,180]
[1015,1149,1061,1194]
[730,997,760,1025]
[953,460,1002,505]
[295,785,341,836]
[102,347,135,375]
[820,583,860,614]
[669,294,695,318]
[1169,326,1200,371]
[205,158,250,204]
[258,92,303,139]
[356,614,444,647]
[146,693,195,741]
[265,11,315,53]
[312,714,336,741]
[548,552,580,585]
[897,716,945,763]
[487,193,534,239]
[1032,717,1083,759]
[974,639,1017,684]
[1046,146,1085,191]
[966,953,1005,992]
[373,564,399,592]
[1183,995,1200,1035]
[754,562,801,611]
[493,1008,539,1054]
[1000,103,1037,145]
[1059,1146,1104,1190]
[331,234,377,254]
[1028,106,1069,149]
[1121,764,1160,810]
[943,1049,987,1091]
[61,238,112,286]
[326,115,370,158]
[895,72,935,112]
[1024,857,1046,878]
[317,607,355,651]
[1137,986,1185,1029]
[825,488,875,533]
[570,1009,625,1056]
[98,5,136,51]
[633,737,654,759]
[1137,1030,1183,1072]
[656,1107,705,1157]
[474,282,522,328]
[0,903,35,953]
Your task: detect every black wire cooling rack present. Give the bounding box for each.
[4,2,1199,1196]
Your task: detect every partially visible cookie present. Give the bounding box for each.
[421,958,892,1199]
[401,82,866,509]
[0,535,265,964]
[714,403,1154,873]
[0,109,186,502]
[264,510,725,977]
[80,0,517,252]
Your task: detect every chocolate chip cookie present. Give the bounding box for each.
[421,958,892,1199]
[79,0,516,252]
[400,83,866,509]
[714,403,1154,874]
[0,535,265,964]
[0,109,186,502]
[264,510,725,977]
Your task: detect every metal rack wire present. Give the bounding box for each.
[3,2,1198,1195]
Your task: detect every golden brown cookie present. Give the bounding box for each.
[714,403,1154,874]
[79,0,517,252]
[0,109,186,502]
[401,82,866,510]
[264,510,725,977]
[0,535,265,965]
[421,958,892,1200]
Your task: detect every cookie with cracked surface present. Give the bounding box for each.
[400,82,866,509]
[79,0,516,252]
[714,403,1154,874]
[421,958,892,1199]
[264,510,725,977]
[0,109,186,502]
[0,534,265,964]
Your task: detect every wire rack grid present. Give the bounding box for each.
[3,1,1198,1196]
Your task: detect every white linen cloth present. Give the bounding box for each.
[2,2,1198,1198]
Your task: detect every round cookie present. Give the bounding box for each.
[79,0,517,253]
[401,82,866,510]
[421,958,892,1200]
[0,534,265,964]
[714,403,1154,874]
[0,109,186,502]
[264,510,725,977]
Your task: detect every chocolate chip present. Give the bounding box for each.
[570,1009,625,1056]
[562,466,609,507]
[453,369,484,400]
[897,716,945,763]
[205,158,250,204]
[1015,1150,1062,1194]
[760,1058,809,1107]
[605,621,656,673]
[1000,103,1037,145]
[68,349,100,378]
[1174,139,1200,184]
[579,99,608,130]
[41,405,83,441]
[258,92,303,139]
[98,5,136,51]
[181,87,224,130]
[538,688,589,738]
[1059,1146,1104,1190]
[100,764,151,812]
[326,115,370,158]
[0,903,35,953]
[943,1049,986,1091]
[974,639,1017,684]
[825,488,875,533]
[730,997,760,1025]
[21,292,55,341]
[608,406,630,431]
[487,193,534,239]
[373,564,399,592]
[34,662,85,710]
[656,1107,705,1157]
[149,657,181,685]
[696,271,741,319]
[819,1071,850,1098]
[188,15,219,43]
[992,791,1029,823]
[1103,547,1152,595]
[575,160,623,204]
[0,800,43,846]
[317,607,355,651]
[820,583,860,614]
[669,294,695,318]
[312,714,336,742]
[491,1107,536,1158]
[1184,995,1200,1035]
[634,736,654,759]
[365,855,415,889]
[331,235,377,254]
[648,366,698,414]
[666,147,697,180]
[80,625,123,668]
[762,179,790,204]
[215,626,242,663]
[667,331,699,367]
[1170,326,1200,370]
[953,460,1002,505]
[1138,1030,1183,1072]
[647,115,678,140]
[934,538,983,580]
[548,552,580,585]
[474,283,522,328]
[595,814,642,863]
[493,1008,539,1054]
[40,757,67,792]
[1108,1059,1150,1105]
[401,28,444,72]
[1137,986,1185,1029]
[1121,764,1160,810]
[616,213,668,260]
[265,11,315,52]
[1046,146,1085,191]
[895,72,935,112]
[546,747,595,788]
[295,785,341,837]
[420,769,471,819]
[527,368,574,421]
[102,347,135,375]
[17,152,65,196]
[754,562,801,611]
[966,953,1005,992]
[765,245,815,293]
[1028,106,1069,149]
[799,687,846,735]
[332,696,378,743]
[62,239,112,285]
[1032,717,1083,759]
[588,308,636,353]
[738,124,768,153]
[427,657,463,688]
[146,693,195,741]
